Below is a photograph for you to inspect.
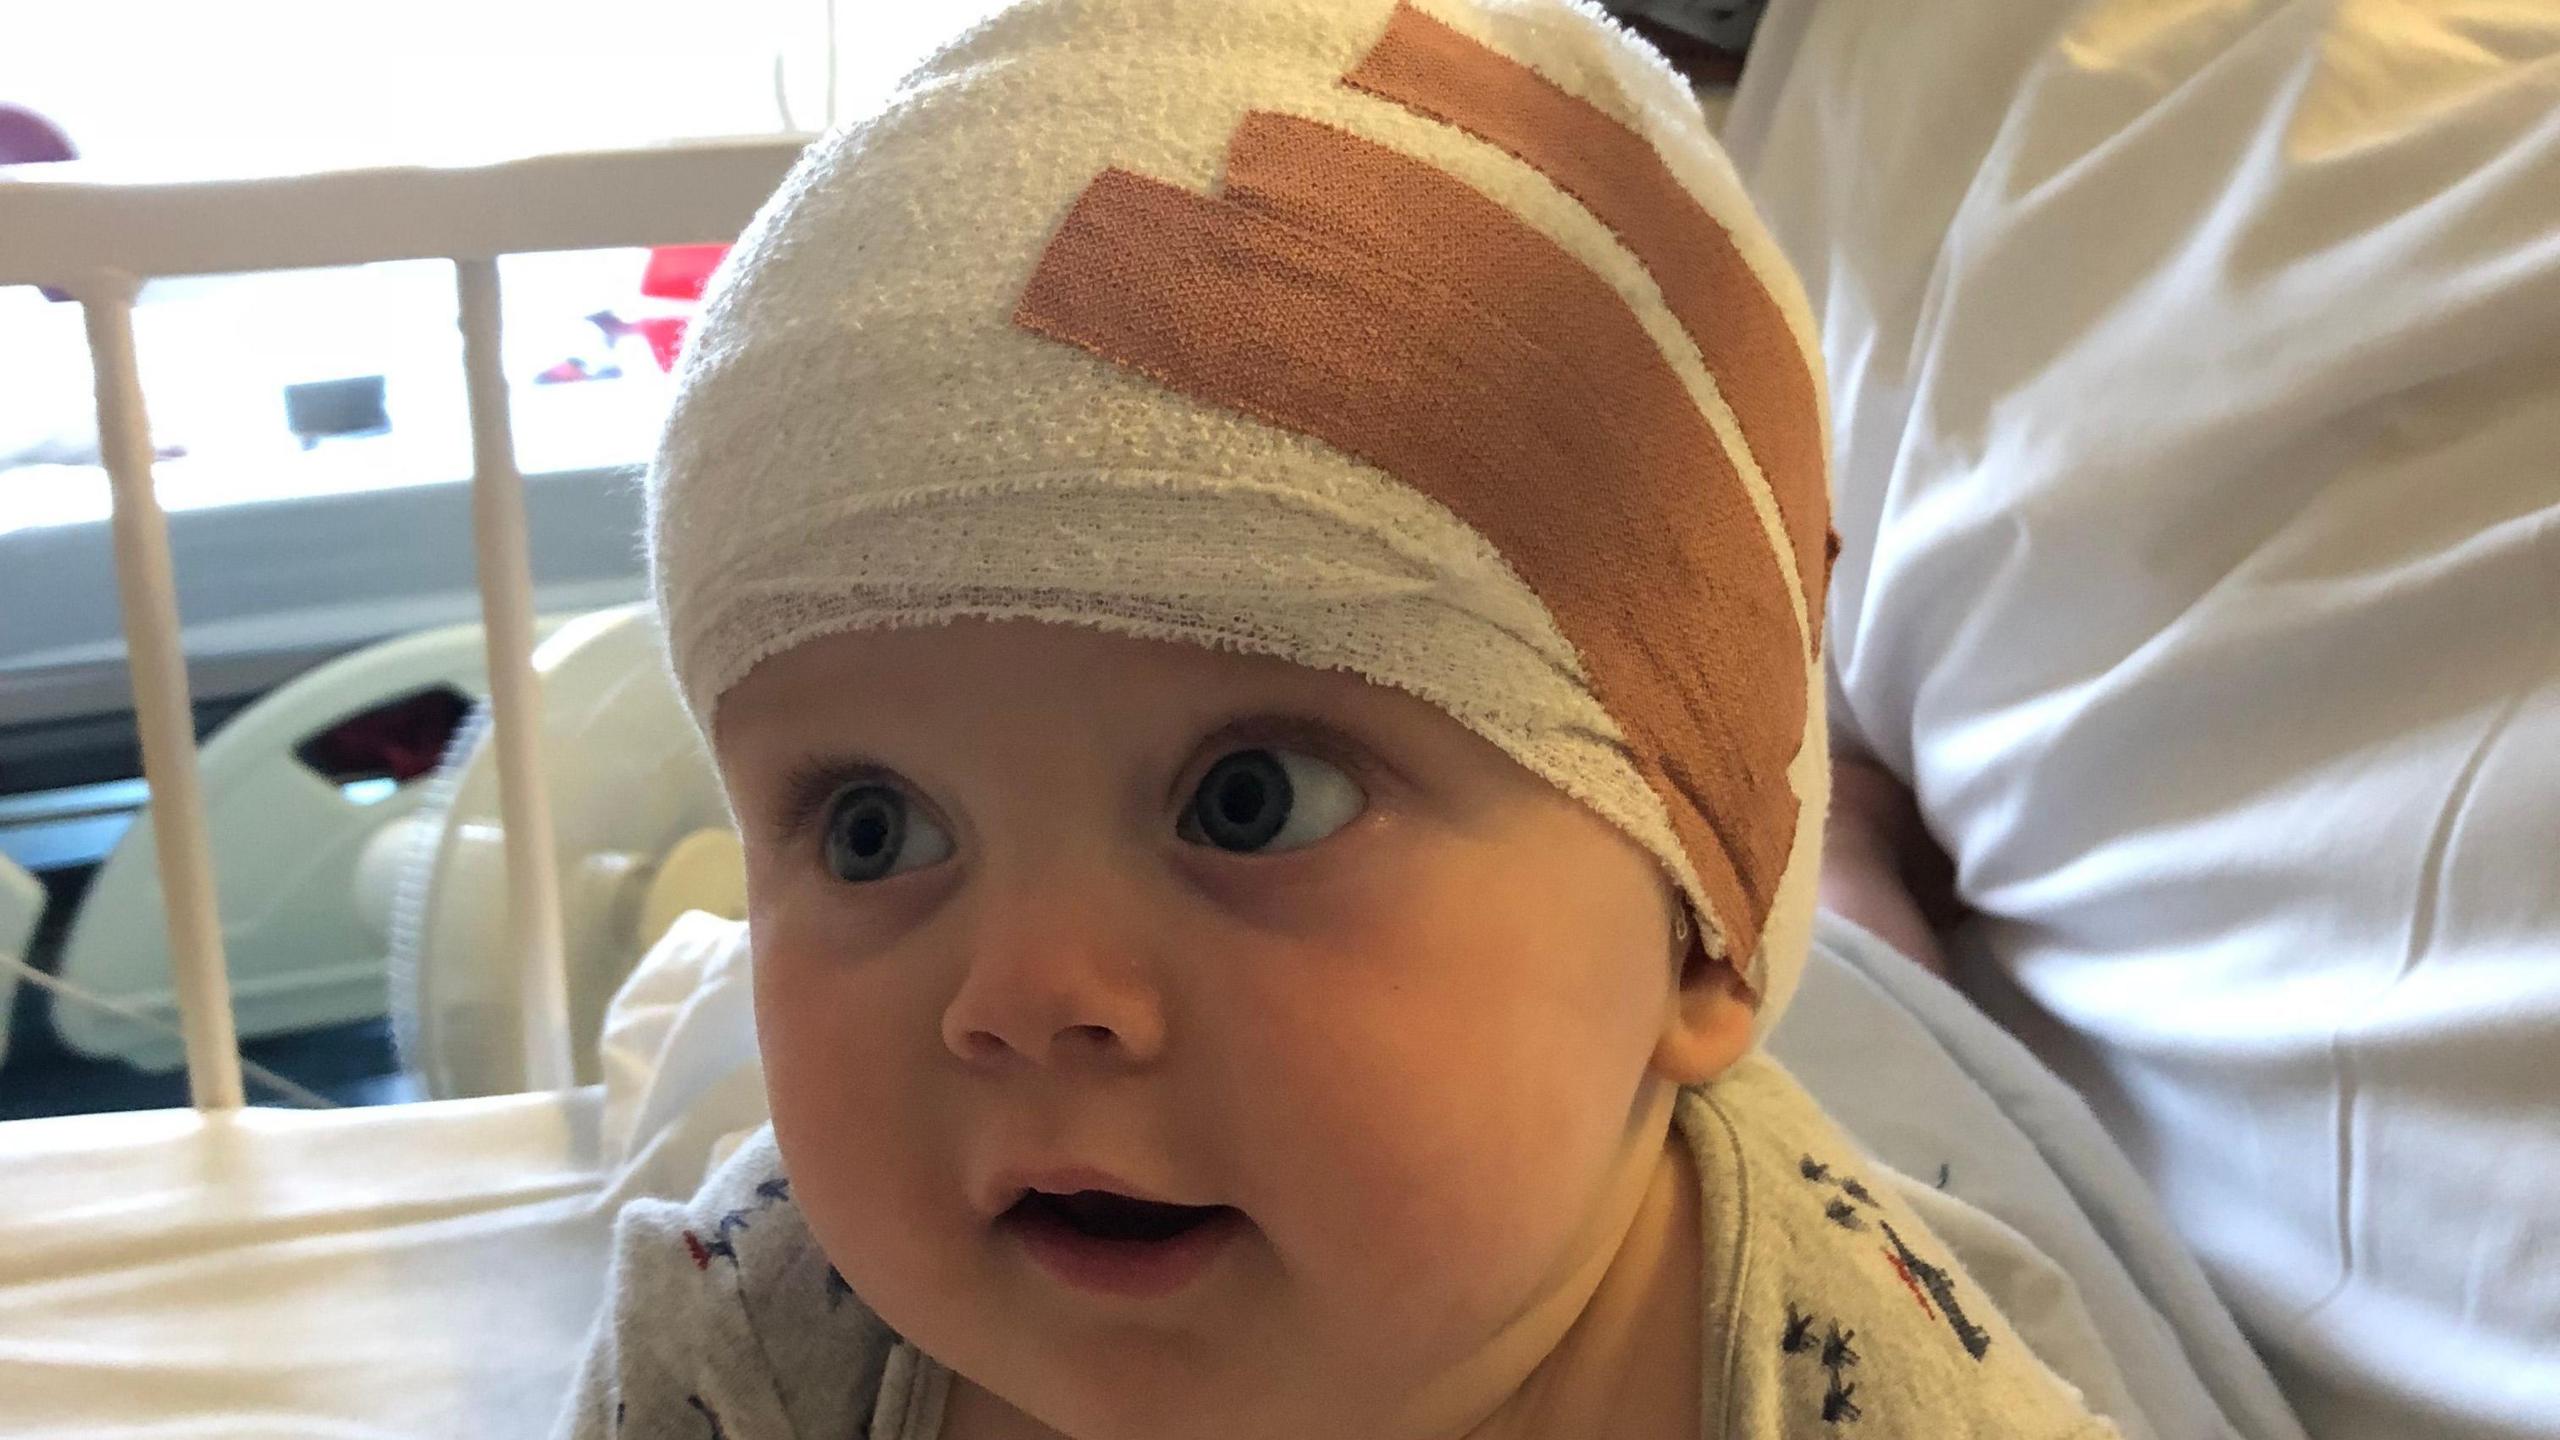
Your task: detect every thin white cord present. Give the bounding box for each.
[824,0,840,128]
[773,52,799,131]
[0,950,341,1109]
[771,0,838,133]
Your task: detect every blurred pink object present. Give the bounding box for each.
[0,104,79,303]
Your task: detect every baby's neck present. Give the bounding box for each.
[1453,1125,1704,1440]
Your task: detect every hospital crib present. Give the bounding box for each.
[0,138,805,1436]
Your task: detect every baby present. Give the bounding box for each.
[557,2,2117,1437]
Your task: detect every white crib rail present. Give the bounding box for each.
[0,136,806,1109]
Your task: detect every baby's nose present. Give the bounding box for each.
[939,895,1169,1070]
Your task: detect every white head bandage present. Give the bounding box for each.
[649,0,1833,1033]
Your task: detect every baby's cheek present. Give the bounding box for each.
[755,952,879,1134]
[1245,1005,1604,1323]
[754,943,948,1291]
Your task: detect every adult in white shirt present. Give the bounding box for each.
[1705,3,2560,1437]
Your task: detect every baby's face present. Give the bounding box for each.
[715,619,1742,1439]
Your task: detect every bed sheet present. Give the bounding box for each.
[0,908,769,1440]
[0,1089,612,1438]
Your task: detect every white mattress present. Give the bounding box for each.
[0,1090,613,1439]
[0,912,768,1440]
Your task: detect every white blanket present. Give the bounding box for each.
[1723,4,2560,1435]
[1773,917,2306,1440]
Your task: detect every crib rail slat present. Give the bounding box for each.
[0,138,804,287]
[79,274,248,1111]
[456,259,574,1094]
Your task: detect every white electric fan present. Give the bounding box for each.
[50,621,508,1069]
[389,602,741,1099]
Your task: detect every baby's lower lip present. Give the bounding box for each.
[1002,1206,1247,1300]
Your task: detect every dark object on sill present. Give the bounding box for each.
[587,309,693,374]
[535,355,622,385]
[283,375,391,450]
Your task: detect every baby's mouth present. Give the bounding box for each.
[1004,1188,1238,1243]
[999,1189,1248,1298]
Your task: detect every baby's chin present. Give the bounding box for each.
[995,1368,1443,1440]
[916,1247,1435,1440]
[955,1330,1314,1440]
[951,1281,1543,1440]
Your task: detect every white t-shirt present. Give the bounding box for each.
[1722,3,2560,1436]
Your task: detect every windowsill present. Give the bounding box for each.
[0,463,652,732]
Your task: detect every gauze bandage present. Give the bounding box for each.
[648,0,1834,1033]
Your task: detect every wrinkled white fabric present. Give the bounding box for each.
[1778,913,2311,1440]
[1726,4,2560,1435]
[0,1091,613,1440]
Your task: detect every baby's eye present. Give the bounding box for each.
[1179,748,1365,855]
[820,782,954,883]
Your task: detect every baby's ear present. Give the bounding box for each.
[1651,950,1756,1085]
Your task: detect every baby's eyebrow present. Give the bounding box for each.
[1203,712,1388,773]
